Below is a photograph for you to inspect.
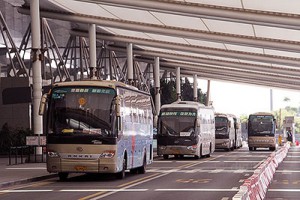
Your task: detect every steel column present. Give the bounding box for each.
[30,0,43,155]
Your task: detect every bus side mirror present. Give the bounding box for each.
[115,96,121,117]
[196,119,201,127]
[39,93,49,115]
[115,96,122,131]
[153,115,158,128]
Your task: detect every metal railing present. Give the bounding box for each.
[8,145,46,165]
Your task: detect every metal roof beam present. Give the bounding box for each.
[138,58,300,85]
[106,45,300,77]
[18,7,300,58]
[70,29,300,68]
[134,56,300,79]
[80,0,300,30]
[180,69,300,91]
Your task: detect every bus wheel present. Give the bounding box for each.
[116,157,126,179]
[58,172,68,181]
[163,155,169,159]
[206,144,211,158]
[269,147,276,151]
[138,154,147,174]
[130,168,138,174]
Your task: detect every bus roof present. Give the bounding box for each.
[215,113,231,118]
[161,101,213,110]
[249,112,274,116]
[52,80,139,91]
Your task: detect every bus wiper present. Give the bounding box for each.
[164,125,177,136]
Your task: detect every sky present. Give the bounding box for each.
[197,80,300,117]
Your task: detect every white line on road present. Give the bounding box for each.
[6,167,46,170]
[1,190,52,193]
[61,189,148,192]
[268,189,300,192]
[224,161,260,163]
[283,161,300,163]
[277,170,300,173]
[155,188,239,192]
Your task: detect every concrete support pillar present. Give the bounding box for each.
[176,66,181,101]
[270,89,273,112]
[89,24,97,80]
[193,74,198,101]
[154,57,161,115]
[206,80,211,106]
[127,43,133,84]
[30,0,43,154]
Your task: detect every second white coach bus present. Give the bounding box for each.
[214,113,236,151]
[157,101,215,159]
[39,80,154,180]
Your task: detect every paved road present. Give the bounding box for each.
[0,146,276,200]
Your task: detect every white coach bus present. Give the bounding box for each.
[39,80,154,180]
[157,101,215,159]
[214,113,236,151]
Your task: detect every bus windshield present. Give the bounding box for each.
[215,117,228,139]
[48,87,116,137]
[248,115,275,136]
[159,111,197,137]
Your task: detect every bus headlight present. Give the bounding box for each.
[47,151,60,158]
[159,146,167,150]
[100,150,115,158]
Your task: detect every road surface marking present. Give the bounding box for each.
[155,188,239,192]
[268,189,300,192]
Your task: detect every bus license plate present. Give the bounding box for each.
[75,166,87,171]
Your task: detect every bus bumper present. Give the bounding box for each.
[248,137,276,148]
[157,145,197,156]
[47,157,119,174]
[215,139,230,149]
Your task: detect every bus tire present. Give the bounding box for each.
[163,155,169,159]
[230,141,234,151]
[138,154,147,174]
[130,168,138,174]
[206,144,211,158]
[58,172,68,181]
[269,147,276,151]
[116,156,126,179]
[194,144,203,159]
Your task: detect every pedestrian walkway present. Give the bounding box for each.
[0,156,55,189]
[265,145,300,200]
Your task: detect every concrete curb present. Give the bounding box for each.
[0,174,57,189]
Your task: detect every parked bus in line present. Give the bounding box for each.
[214,113,235,151]
[39,80,154,180]
[157,101,215,159]
[232,115,243,149]
[247,112,276,151]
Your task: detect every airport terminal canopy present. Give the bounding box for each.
[18,0,300,90]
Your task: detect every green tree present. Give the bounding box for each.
[150,77,207,109]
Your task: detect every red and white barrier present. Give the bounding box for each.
[232,143,290,200]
